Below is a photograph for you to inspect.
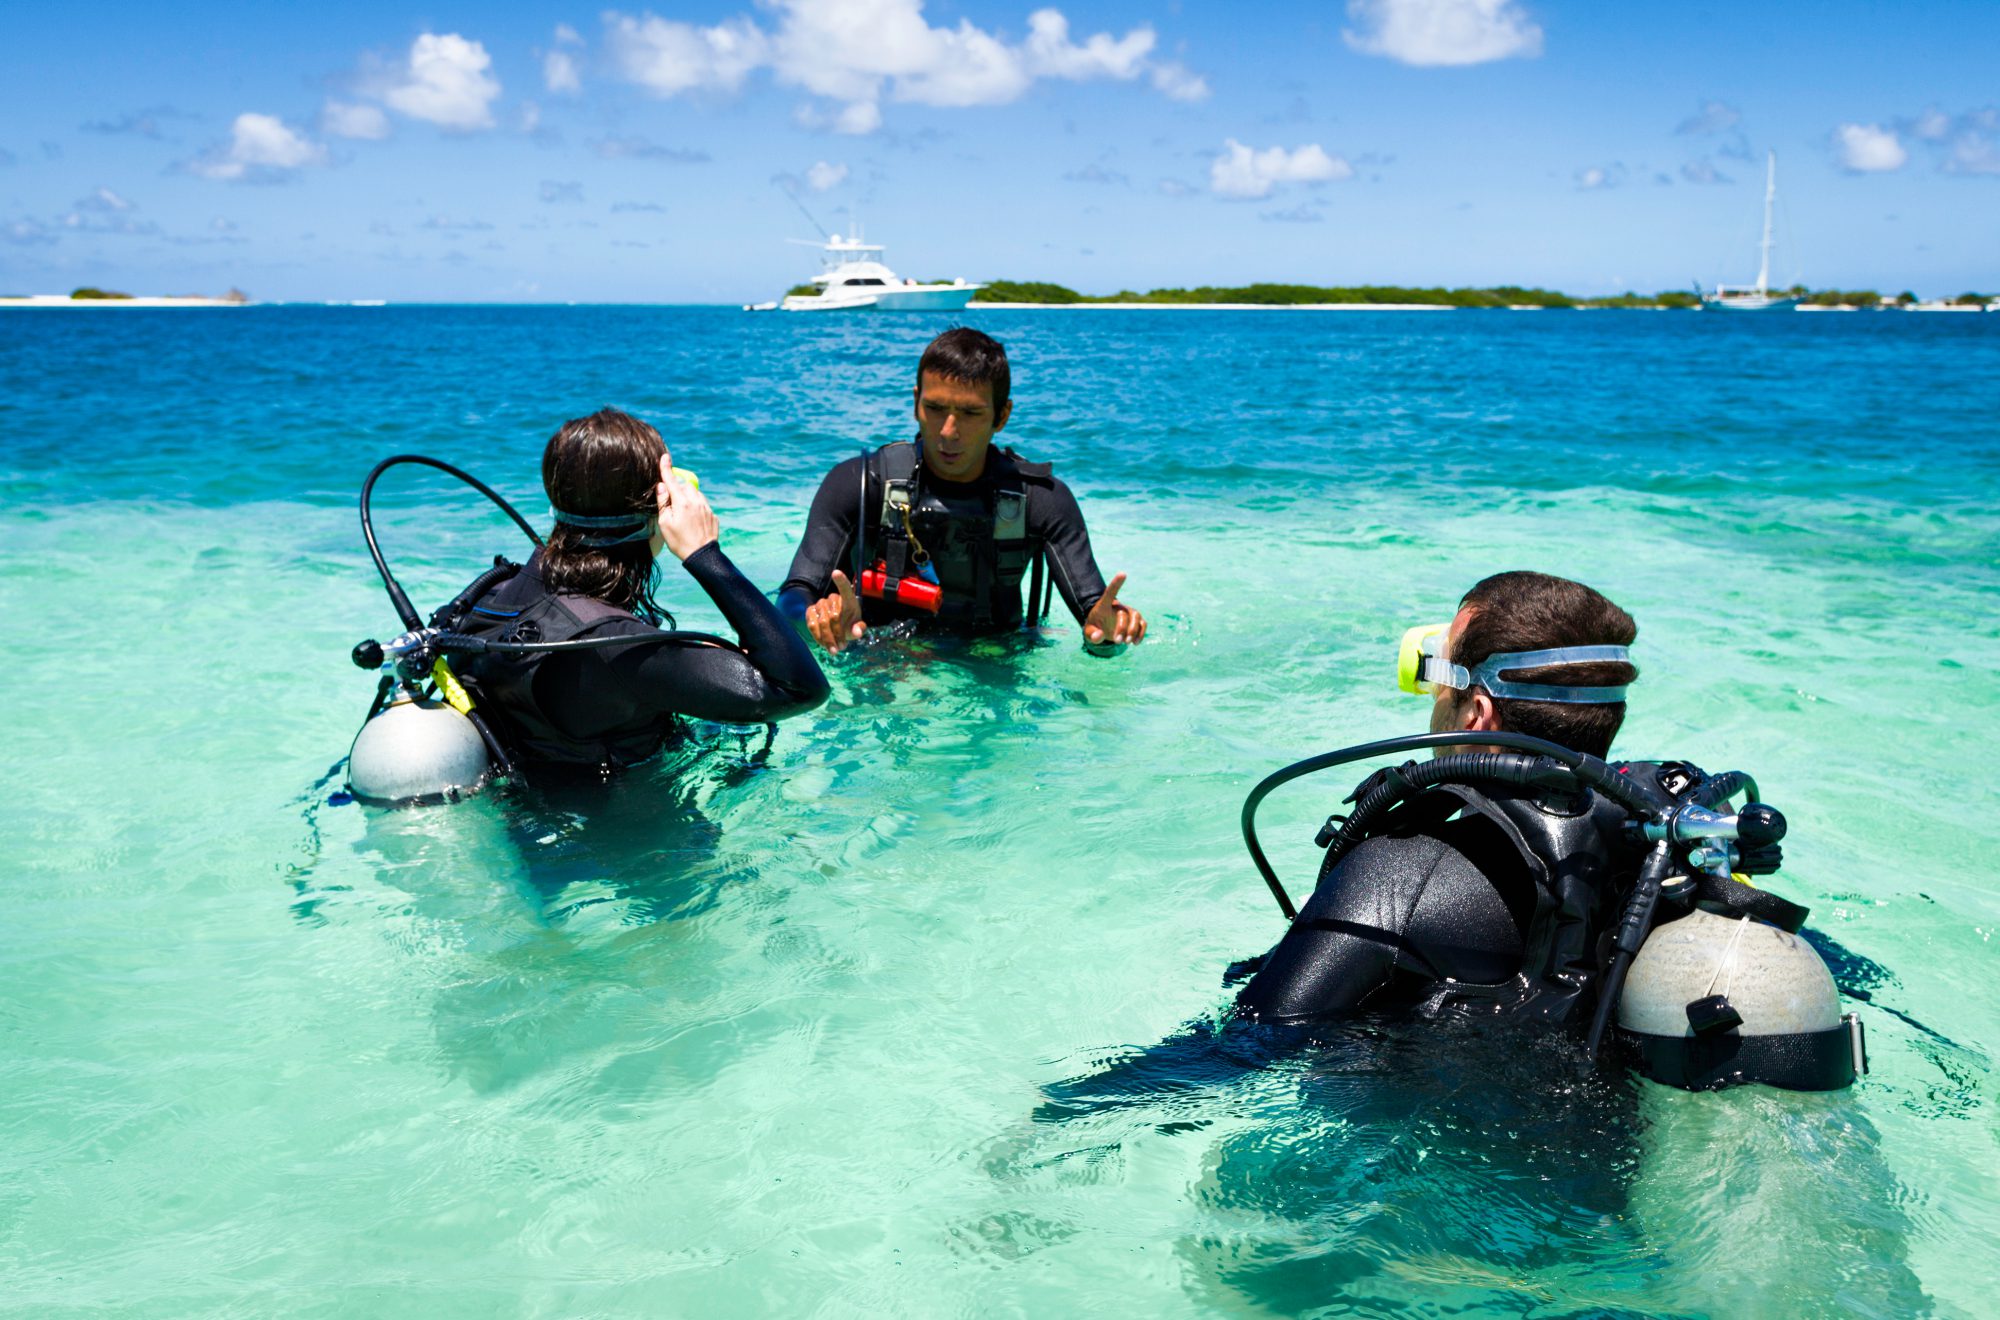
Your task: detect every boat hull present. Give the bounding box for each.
[780,285,980,312]
[1701,296,1801,312]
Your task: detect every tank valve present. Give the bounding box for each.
[352,639,384,670]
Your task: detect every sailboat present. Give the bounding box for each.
[1702,152,1799,311]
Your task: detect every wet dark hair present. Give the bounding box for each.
[917,326,1010,412]
[540,407,672,625]
[1453,571,1637,758]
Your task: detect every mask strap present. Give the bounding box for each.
[1471,644,1635,704]
[551,507,655,547]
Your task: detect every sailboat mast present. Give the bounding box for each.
[1756,151,1776,295]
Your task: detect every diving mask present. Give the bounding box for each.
[551,469,701,547]
[1397,622,1635,705]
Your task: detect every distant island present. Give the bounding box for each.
[970,280,1994,310]
[0,286,251,309]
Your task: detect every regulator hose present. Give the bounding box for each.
[359,454,542,630]
[1239,731,1666,919]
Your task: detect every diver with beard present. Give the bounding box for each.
[777,327,1146,653]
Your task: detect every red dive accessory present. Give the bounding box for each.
[859,562,942,614]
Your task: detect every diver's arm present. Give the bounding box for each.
[777,455,865,627]
[1233,837,1438,1022]
[592,544,829,724]
[1034,477,1110,625]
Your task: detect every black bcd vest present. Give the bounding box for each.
[862,439,1054,629]
[442,556,670,768]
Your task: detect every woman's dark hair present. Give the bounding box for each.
[1453,571,1637,758]
[540,407,672,625]
[917,326,1010,412]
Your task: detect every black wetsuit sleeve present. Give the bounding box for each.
[1233,822,1526,1023]
[1032,475,1110,625]
[567,542,829,725]
[777,455,866,622]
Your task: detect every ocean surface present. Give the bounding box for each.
[2,305,1996,1318]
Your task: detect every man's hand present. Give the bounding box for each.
[656,451,719,561]
[1083,573,1146,646]
[806,569,867,653]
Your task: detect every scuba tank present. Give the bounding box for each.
[344,454,725,808]
[1239,731,1866,1092]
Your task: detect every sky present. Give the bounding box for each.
[2,0,1995,302]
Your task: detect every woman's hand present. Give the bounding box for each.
[656,450,719,561]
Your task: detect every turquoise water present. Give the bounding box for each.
[2,306,1996,1316]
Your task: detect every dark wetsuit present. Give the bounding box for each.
[460,542,828,766]
[1236,815,1538,1022]
[776,446,1110,633]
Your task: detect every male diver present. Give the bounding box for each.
[1236,571,1641,1024]
[778,328,1146,652]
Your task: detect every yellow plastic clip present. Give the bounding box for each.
[432,657,475,715]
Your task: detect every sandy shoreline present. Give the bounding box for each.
[0,296,249,309]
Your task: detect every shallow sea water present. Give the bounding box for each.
[1,306,1996,1317]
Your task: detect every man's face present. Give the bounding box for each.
[1428,605,1480,736]
[914,371,1010,483]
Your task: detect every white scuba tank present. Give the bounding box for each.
[346,696,491,807]
[1618,906,1865,1091]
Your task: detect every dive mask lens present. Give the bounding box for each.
[1397,623,1450,695]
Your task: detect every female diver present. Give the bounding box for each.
[449,407,829,767]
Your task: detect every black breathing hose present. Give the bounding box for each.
[359,455,542,630]
[1239,730,1668,919]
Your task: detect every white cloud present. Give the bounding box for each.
[602,3,1198,133]
[1210,139,1352,199]
[555,23,583,46]
[805,159,848,190]
[189,113,327,181]
[1679,157,1729,185]
[1575,164,1627,190]
[1835,122,1907,173]
[1022,9,1153,80]
[606,13,769,96]
[1150,62,1209,103]
[324,101,391,140]
[382,33,502,130]
[1342,0,1543,68]
[5,218,57,245]
[1676,100,1741,136]
[545,49,582,94]
[77,186,135,212]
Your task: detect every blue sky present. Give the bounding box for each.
[3,1,1994,301]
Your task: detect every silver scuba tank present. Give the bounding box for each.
[1617,906,1866,1091]
[346,696,492,808]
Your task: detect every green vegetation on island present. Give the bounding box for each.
[70,286,134,300]
[975,280,1593,307]
[971,280,1985,309]
[785,283,819,298]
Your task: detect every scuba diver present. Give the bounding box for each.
[1234,570,1864,1092]
[777,327,1146,653]
[345,408,827,801]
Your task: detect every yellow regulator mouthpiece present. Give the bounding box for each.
[673,468,700,490]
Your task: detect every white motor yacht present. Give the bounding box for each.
[765,231,982,312]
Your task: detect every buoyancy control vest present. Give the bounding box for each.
[864,439,1054,628]
[1316,759,1808,1026]
[1332,778,1635,1023]
[443,557,670,767]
